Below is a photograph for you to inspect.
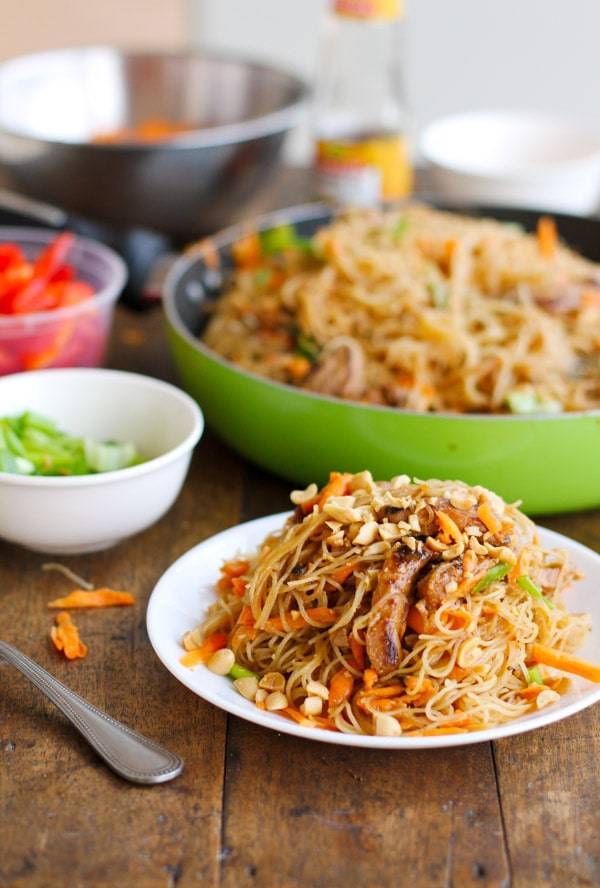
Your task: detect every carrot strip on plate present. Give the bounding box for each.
[180,631,228,667]
[48,588,134,608]
[328,669,354,712]
[531,643,600,683]
[264,607,339,633]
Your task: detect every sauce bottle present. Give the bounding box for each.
[314,0,412,206]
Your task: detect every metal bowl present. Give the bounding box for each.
[0,48,308,239]
[163,203,600,515]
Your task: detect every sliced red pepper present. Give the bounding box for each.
[0,243,25,272]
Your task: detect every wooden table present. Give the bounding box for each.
[2,240,600,888]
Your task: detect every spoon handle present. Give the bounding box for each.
[0,640,183,784]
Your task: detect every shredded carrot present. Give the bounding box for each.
[287,356,312,382]
[50,611,87,660]
[236,605,255,627]
[281,706,313,727]
[179,631,228,667]
[531,643,600,683]
[581,288,600,309]
[221,560,249,578]
[302,471,352,514]
[231,577,247,597]
[365,684,404,698]
[509,548,529,585]
[330,559,361,585]
[407,605,429,634]
[537,216,558,259]
[363,668,378,691]
[265,607,339,633]
[48,588,134,608]
[449,665,468,681]
[442,608,472,630]
[217,576,232,593]
[231,232,262,268]
[443,237,458,271]
[436,511,462,545]
[349,635,365,670]
[517,685,546,700]
[368,697,405,712]
[477,502,502,535]
[328,669,354,711]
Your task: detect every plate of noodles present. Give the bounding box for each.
[164,202,600,513]
[147,471,600,748]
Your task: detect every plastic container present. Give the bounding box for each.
[0,227,127,375]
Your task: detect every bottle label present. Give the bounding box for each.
[334,0,402,21]
[316,134,413,203]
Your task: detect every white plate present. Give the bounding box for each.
[146,513,600,749]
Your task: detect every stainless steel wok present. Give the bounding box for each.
[0,47,308,239]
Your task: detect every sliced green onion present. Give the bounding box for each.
[527,665,544,685]
[0,412,144,477]
[295,329,321,363]
[391,217,409,240]
[506,387,562,415]
[84,440,138,473]
[428,280,448,309]
[0,451,35,475]
[228,663,258,681]
[260,224,298,255]
[473,562,511,593]
[253,267,272,287]
[517,574,556,609]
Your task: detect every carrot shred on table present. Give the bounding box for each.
[179,631,228,667]
[477,502,502,535]
[50,611,87,660]
[328,669,354,712]
[48,588,134,609]
[436,511,462,545]
[531,643,600,683]
[537,216,558,258]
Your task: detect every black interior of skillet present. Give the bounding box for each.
[172,204,600,340]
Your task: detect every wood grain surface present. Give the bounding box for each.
[1,252,599,888]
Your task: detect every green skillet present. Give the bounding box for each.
[163,202,600,515]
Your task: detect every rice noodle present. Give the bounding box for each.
[192,473,591,735]
[203,205,600,413]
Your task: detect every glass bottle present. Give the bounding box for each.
[313,0,412,206]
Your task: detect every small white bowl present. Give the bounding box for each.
[420,110,600,215]
[0,368,203,554]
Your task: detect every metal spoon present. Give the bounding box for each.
[0,640,184,784]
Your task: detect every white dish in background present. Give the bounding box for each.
[147,512,600,750]
[0,368,203,554]
[420,111,600,215]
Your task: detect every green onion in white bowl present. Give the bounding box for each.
[0,411,144,476]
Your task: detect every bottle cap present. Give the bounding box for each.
[334,0,403,20]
